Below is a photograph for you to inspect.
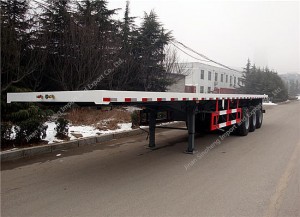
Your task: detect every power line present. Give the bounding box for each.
[173,40,242,73]
[170,42,211,63]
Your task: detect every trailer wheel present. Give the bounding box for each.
[249,107,256,132]
[256,108,263,129]
[237,108,250,136]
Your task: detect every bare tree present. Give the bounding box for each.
[163,46,190,88]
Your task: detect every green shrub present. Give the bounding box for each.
[15,119,48,144]
[55,118,69,139]
[1,86,53,146]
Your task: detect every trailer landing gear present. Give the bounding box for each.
[148,110,157,149]
[146,103,198,154]
[185,104,197,154]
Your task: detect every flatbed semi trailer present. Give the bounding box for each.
[7,90,267,153]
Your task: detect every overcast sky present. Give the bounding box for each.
[107,0,299,74]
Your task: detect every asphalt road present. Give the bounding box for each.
[1,101,300,217]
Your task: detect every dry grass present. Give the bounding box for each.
[65,107,131,131]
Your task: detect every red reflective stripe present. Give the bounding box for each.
[157,98,162,101]
[171,98,176,101]
[142,98,148,102]
[182,98,187,101]
[103,98,110,102]
[125,98,131,102]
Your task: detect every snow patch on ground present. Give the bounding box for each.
[43,121,132,144]
[68,125,100,140]
[5,148,19,152]
[124,106,142,113]
[297,95,300,100]
[263,102,278,105]
[43,122,64,144]
[10,126,17,140]
[100,123,132,134]
[6,121,133,145]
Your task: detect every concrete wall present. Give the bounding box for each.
[167,74,186,92]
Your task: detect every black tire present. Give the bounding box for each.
[249,107,256,132]
[236,108,250,136]
[256,108,263,129]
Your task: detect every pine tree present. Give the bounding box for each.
[37,0,119,90]
[122,1,132,49]
[39,0,71,53]
[109,0,140,90]
[239,59,288,102]
[296,80,299,95]
[245,58,251,74]
[1,0,37,92]
[75,0,119,90]
[289,80,297,96]
[37,0,73,90]
[240,59,253,93]
[137,10,172,91]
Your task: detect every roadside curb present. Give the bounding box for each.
[1,122,182,162]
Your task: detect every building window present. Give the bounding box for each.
[208,87,211,93]
[208,71,211,80]
[226,75,228,83]
[215,73,218,82]
[221,74,224,82]
[234,77,236,86]
[200,70,204,79]
[230,76,232,86]
[200,86,204,93]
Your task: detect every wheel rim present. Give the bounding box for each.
[245,114,249,129]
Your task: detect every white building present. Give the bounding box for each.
[182,62,244,93]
